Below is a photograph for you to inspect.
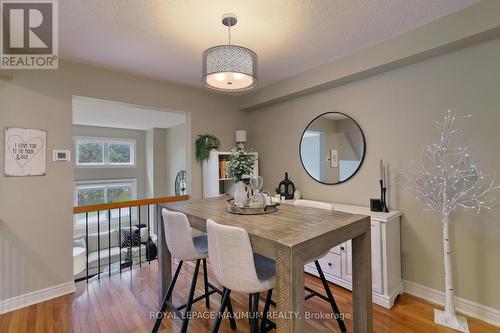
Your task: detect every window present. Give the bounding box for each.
[75,137,135,167]
[74,179,137,228]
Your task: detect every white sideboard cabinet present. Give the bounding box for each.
[283,199,403,309]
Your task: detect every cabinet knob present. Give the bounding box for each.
[340,246,345,251]
[328,262,333,267]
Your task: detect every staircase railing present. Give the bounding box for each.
[73,195,189,281]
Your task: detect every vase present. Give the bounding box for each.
[279,172,295,200]
[234,181,248,206]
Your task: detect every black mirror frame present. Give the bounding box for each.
[299,111,366,185]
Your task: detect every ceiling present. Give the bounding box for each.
[60,0,477,92]
[72,96,186,130]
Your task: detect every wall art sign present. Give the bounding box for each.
[4,127,46,176]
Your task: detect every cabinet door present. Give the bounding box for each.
[340,220,383,294]
[317,253,342,278]
[341,241,352,283]
[370,221,383,293]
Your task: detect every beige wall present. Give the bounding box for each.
[166,123,187,196]
[146,128,168,197]
[247,38,500,310]
[0,60,243,302]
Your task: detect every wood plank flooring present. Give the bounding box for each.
[0,260,498,333]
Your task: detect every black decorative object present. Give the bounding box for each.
[370,199,383,212]
[279,172,295,200]
[143,238,158,261]
[120,260,132,269]
[175,170,187,195]
[379,179,390,213]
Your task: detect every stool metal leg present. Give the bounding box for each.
[314,260,346,332]
[250,292,260,333]
[202,259,210,308]
[212,288,231,333]
[226,295,237,329]
[248,294,253,325]
[259,289,273,333]
[180,259,201,333]
[152,260,184,333]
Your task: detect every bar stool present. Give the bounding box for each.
[206,219,276,333]
[152,209,236,333]
[294,200,347,332]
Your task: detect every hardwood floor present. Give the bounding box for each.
[0,260,498,333]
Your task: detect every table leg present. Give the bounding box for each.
[275,244,304,333]
[352,226,373,333]
[157,205,172,306]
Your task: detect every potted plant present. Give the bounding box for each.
[195,134,221,162]
[121,248,133,269]
[228,150,256,205]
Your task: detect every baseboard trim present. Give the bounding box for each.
[403,279,500,327]
[0,281,76,314]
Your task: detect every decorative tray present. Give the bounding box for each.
[226,199,279,215]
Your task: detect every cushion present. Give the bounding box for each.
[121,228,141,247]
[139,227,150,242]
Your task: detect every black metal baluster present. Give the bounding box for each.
[138,205,142,267]
[97,211,101,279]
[147,204,151,265]
[119,208,122,273]
[108,209,111,277]
[129,206,132,269]
[85,212,89,282]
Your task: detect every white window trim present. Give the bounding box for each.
[74,136,136,168]
[73,179,138,231]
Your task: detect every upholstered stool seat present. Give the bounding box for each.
[193,235,209,255]
[254,254,276,285]
[152,209,236,333]
[207,219,275,333]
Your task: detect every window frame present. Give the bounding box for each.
[73,178,138,230]
[74,178,138,206]
[74,136,136,168]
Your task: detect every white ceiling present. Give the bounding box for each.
[60,0,477,92]
[72,96,186,130]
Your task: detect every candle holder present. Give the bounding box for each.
[379,179,390,213]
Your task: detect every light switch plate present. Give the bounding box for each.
[330,149,338,168]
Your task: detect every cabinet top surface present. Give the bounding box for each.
[282,199,402,222]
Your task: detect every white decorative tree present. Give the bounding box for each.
[405,110,498,333]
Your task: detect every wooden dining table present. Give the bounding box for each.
[157,196,373,333]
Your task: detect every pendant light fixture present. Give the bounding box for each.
[202,14,257,92]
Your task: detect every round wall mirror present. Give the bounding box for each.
[299,112,366,185]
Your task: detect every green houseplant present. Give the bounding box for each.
[228,151,256,182]
[195,134,221,162]
[228,151,256,205]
